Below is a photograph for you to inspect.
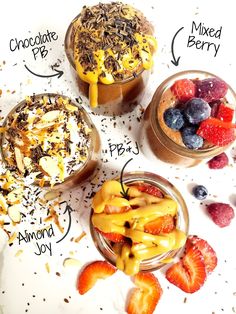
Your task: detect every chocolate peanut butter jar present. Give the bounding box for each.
[64,2,157,115]
[142,70,236,167]
[0,94,101,192]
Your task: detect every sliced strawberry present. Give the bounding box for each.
[166,246,207,293]
[197,117,236,146]
[134,183,164,198]
[216,103,234,122]
[127,272,163,314]
[77,261,117,295]
[96,228,125,243]
[144,214,175,235]
[186,235,217,274]
[104,205,131,214]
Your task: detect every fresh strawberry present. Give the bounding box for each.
[166,246,207,293]
[127,272,163,314]
[135,183,164,198]
[197,117,236,146]
[144,214,175,235]
[104,205,130,214]
[216,103,234,122]
[77,261,117,295]
[96,228,125,243]
[186,235,217,274]
[170,79,196,102]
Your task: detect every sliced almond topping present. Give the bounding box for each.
[23,157,32,167]
[0,193,8,214]
[14,147,25,173]
[39,156,60,178]
[63,258,81,268]
[65,104,78,111]
[34,121,57,130]
[44,190,61,201]
[8,204,21,223]
[41,110,61,122]
[7,187,24,204]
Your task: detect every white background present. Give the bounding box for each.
[0,0,236,313]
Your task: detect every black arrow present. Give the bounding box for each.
[24,64,64,78]
[171,27,184,66]
[56,203,73,244]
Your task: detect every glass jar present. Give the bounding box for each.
[90,171,189,273]
[144,70,236,167]
[0,93,101,192]
[64,4,154,115]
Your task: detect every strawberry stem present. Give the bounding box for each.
[120,158,133,200]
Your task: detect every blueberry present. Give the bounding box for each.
[184,98,211,124]
[163,108,185,130]
[192,185,208,200]
[181,126,204,149]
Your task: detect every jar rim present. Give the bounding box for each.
[149,70,236,159]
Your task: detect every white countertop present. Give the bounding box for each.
[0,0,236,313]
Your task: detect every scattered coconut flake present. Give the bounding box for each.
[8,232,17,244]
[15,249,23,257]
[44,190,61,201]
[63,258,81,268]
[74,231,86,243]
[45,262,50,273]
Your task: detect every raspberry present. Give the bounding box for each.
[170,79,196,102]
[196,78,228,103]
[207,203,234,227]
[208,153,229,169]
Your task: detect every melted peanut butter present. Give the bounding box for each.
[92,180,186,275]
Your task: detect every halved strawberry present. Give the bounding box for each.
[77,261,117,295]
[127,272,163,314]
[197,117,236,146]
[96,228,125,243]
[144,214,175,235]
[134,184,164,198]
[104,205,131,214]
[166,246,207,293]
[216,103,234,122]
[186,235,217,274]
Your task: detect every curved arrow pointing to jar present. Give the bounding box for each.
[56,203,73,244]
[24,64,64,78]
[171,27,184,66]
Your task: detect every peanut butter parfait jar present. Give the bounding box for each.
[90,172,189,275]
[144,70,236,167]
[0,94,101,191]
[65,2,157,114]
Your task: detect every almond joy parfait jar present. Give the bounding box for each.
[0,93,101,192]
[64,2,157,115]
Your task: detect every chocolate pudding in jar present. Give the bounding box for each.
[64,2,157,115]
[90,172,189,275]
[144,70,236,167]
[0,94,101,192]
